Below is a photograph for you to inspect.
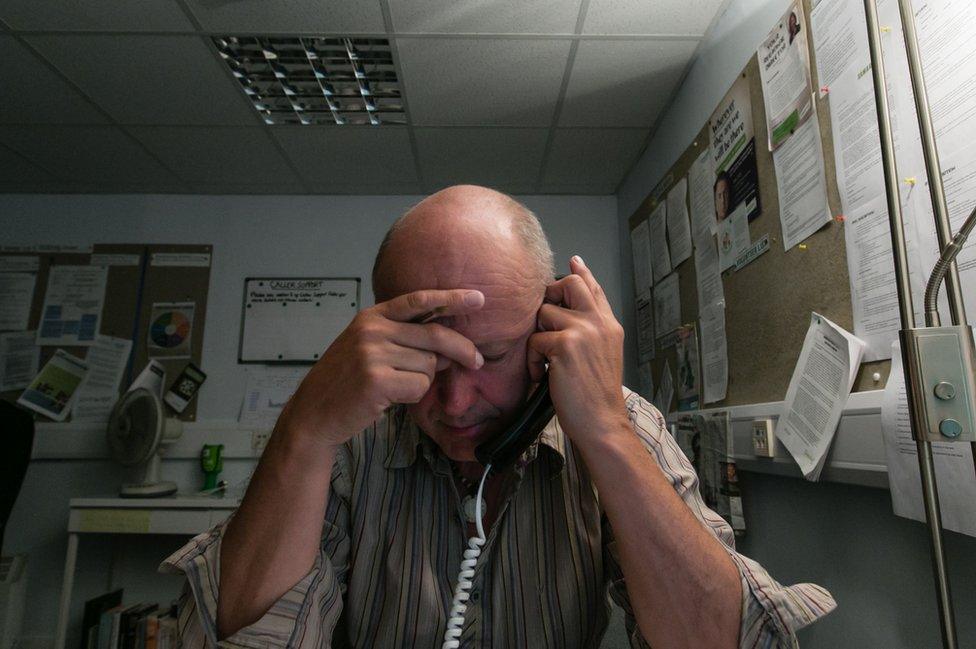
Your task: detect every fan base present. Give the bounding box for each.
[119,481,178,498]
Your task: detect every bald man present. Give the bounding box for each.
[162,186,834,648]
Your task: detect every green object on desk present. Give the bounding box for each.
[201,444,224,491]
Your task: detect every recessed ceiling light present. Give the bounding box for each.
[213,35,407,127]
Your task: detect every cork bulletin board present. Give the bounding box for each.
[628,0,890,408]
[1,243,212,421]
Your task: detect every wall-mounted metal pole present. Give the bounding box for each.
[897,0,967,329]
[863,1,957,646]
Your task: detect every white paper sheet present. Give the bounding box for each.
[17,349,89,421]
[239,367,309,431]
[775,313,866,480]
[127,359,167,397]
[665,178,693,267]
[912,0,976,329]
[647,202,672,282]
[654,358,675,417]
[73,335,133,422]
[844,196,903,361]
[635,293,655,363]
[0,331,38,392]
[630,219,653,296]
[688,148,718,248]
[0,273,36,332]
[716,202,751,272]
[695,236,725,313]
[653,271,681,339]
[882,339,976,536]
[37,266,107,346]
[675,325,701,411]
[773,108,832,250]
[699,303,729,404]
[758,1,814,150]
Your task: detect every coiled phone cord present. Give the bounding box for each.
[441,463,491,649]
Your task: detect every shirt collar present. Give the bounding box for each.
[384,406,566,477]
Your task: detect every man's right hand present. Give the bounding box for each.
[275,288,486,449]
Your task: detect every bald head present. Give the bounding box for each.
[371,185,554,302]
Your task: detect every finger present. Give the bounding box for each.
[378,289,485,322]
[527,331,562,364]
[387,343,439,380]
[544,273,597,312]
[536,302,580,332]
[390,321,484,370]
[385,369,433,404]
[569,255,613,314]
[526,333,551,382]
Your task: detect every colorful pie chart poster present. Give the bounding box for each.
[148,302,195,359]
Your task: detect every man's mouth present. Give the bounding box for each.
[441,421,487,438]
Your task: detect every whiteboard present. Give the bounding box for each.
[239,278,360,362]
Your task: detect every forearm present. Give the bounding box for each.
[577,419,741,649]
[217,419,339,639]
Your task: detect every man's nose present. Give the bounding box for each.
[435,364,479,418]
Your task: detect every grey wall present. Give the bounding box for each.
[615,0,976,646]
[1,191,622,648]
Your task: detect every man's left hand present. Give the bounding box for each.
[528,255,629,445]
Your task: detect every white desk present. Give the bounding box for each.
[55,496,239,649]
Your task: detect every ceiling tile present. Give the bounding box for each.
[0,36,108,125]
[182,0,385,33]
[26,35,256,125]
[397,38,571,126]
[390,0,582,34]
[304,183,425,194]
[129,127,299,185]
[415,128,548,187]
[0,126,181,185]
[539,183,615,194]
[582,0,726,36]
[559,39,698,127]
[541,128,647,186]
[0,0,194,32]
[271,126,418,185]
[0,144,56,184]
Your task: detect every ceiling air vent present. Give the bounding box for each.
[213,36,406,126]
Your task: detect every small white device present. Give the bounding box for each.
[107,388,183,497]
[751,418,776,458]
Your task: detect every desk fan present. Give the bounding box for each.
[106,388,183,497]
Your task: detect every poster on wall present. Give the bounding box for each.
[709,75,762,224]
[148,302,195,359]
[675,324,701,411]
[757,0,814,150]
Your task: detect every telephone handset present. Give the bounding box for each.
[474,373,553,472]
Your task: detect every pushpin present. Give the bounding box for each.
[820,85,829,95]
[881,25,892,33]
[798,244,808,250]
[904,176,916,185]
[834,215,846,223]
[872,372,882,383]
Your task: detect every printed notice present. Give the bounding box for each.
[630,219,653,296]
[775,313,866,480]
[647,202,672,281]
[37,266,107,346]
[772,110,831,250]
[653,271,681,340]
[0,331,38,392]
[0,273,36,331]
[758,1,814,149]
[665,178,693,267]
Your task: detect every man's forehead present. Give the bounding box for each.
[433,314,533,349]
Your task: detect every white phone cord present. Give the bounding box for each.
[441,463,491,649]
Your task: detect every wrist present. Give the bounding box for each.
[270,413,341,473]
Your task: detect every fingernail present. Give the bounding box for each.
[475,351,485,369]
[464,290,484,307]
[572,255,585,267]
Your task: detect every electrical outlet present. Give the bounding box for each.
[751,418,776,457]
[251,430,271,454]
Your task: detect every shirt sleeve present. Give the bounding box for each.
[605,389,837,649]
[157,447,353,649]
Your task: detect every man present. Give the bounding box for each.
[713,171,733,222]
[162,185,835,647]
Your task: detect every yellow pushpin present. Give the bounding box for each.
[881,25,892,33]
[904,176,916,185]
[799,244,808,250]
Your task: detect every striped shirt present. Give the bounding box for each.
[160,388,835,648]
